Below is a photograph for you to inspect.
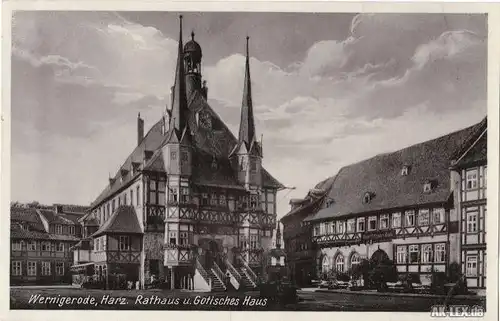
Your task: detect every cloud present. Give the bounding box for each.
[10,12,487,219]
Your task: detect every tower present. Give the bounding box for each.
[162,15,192,181]
[184,31,207,99]
[230,36,262,189]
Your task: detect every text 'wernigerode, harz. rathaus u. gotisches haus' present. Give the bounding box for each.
[281,117,487,291]
[71,15,284,291]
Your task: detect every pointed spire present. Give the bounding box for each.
[238,36,256,150]
[169,15,189,138]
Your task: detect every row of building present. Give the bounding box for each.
[281,117,487,290]
[10,204,88,285]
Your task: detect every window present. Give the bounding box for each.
[405,210,415,227]
[467,211,478,233]
[330,221,336,234]
[181,188,190,204]
[363,192,372,204]
[181,151,188,162]
[466,256,478,276]
[483,166,487,189]
[95,238,100,251]
[380,214,389,229]
[350,253,360,267]
[432,208,445,224]
[55,224,63,234]
[201,193,209,206]
[28,241,36,251]
[219,194,227,206]
[150,180,166,205]
[130,190,134,206]
[347,219,356,233]
[322,256,330,273]
[401,166,409,176]
[119,236,131,251]
[136,186,141,206]
[171,151,177,160]
[337,221,345,234]
[124,193,128,205]
[423,182,432,193]
[250,195,259,209]
[409,245,419,263]
[210,193,218,206]
[335,255,344,272]
[392,213,401,228]
[27,261,37,276]
[179,232,189,246]
[368,216,377,231]
[249,234,259,249]
[12,261,22,276]
[12,240,23,251]
[169,232,177,245]
[325,222,331,235]
[396,246,407,264]
[466,169,478,190]
[314,225,320,236]
[57,243,64,252]
[41,242,51,252]
[357,218,365,232]
[418,209,430,226]
[56,262,64,276]
[434,243,446,263]
[41,261,51,276]
[70,226,75,235]
[118,197,121,206]
[421,244,432,263]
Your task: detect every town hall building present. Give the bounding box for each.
[71,16,283,291]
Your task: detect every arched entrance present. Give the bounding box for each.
[199,239,221,269]
[370,249,389,265]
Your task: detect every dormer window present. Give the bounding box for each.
[423,180,435,193]
[325,198,334,208]
[363,192,374,204]
[132,162,141,175]
[401,165,410,176]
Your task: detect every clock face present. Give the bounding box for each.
[200,111,212,130]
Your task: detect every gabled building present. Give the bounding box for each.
[450,118,487,289]
[10,204,87,285]
[282,118,486,287]
[77,16,283,290]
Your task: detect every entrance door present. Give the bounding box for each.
[204,240,220,269]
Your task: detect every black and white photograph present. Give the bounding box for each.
[3,6,498,315]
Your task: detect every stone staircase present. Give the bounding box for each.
[238,267,257,289]
[207,268,226,292]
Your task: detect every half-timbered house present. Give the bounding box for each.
[76,16,283,290]
[450,118,487,289]
[282,119,485,286]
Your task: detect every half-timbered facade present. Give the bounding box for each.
[280,178,335,286]
[10,205,86,285]
[79,16,283,290]
[450,118,487,289]
[284,119,485,285]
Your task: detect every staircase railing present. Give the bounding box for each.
[238,254,258,286]
[212,262,227,290]
[224,257,242,284]
[195,258,211,288]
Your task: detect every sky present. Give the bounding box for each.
[11,12,487,218]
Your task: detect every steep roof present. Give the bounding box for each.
[10,207,46,232]
[451,117,487,169]
[54,204,89,214]
[10,226,80,241]
[38,209,77,225]
[92,205,143,237]
[280,175,337,221]
[305,120,483,222]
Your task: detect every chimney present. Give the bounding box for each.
[202,80,208,99]
[55,205,63,214]
[137,113,144,145]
